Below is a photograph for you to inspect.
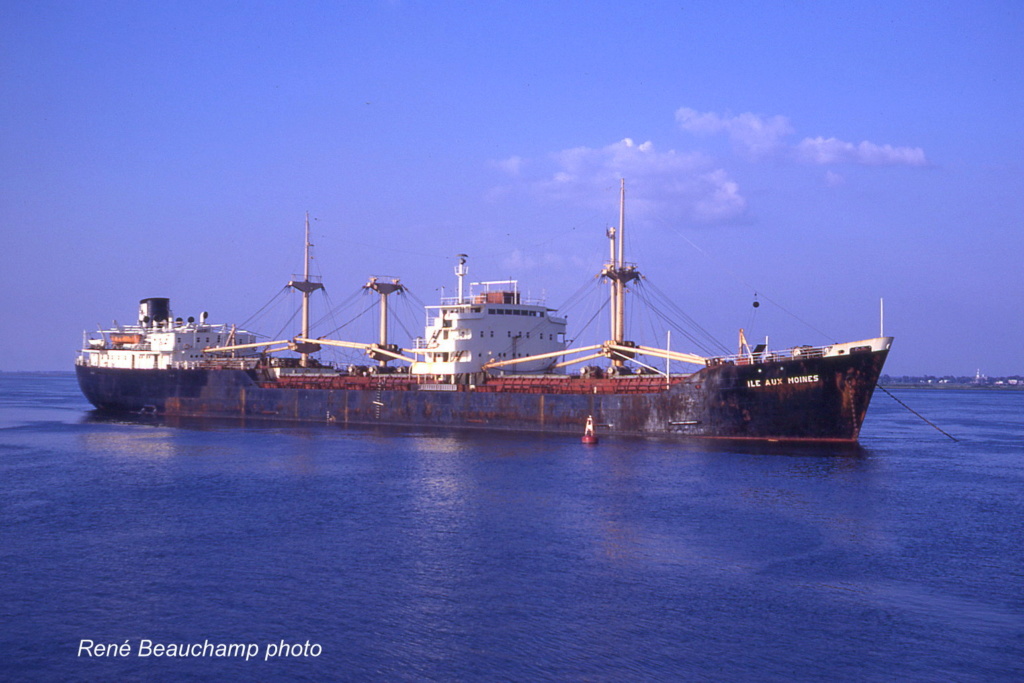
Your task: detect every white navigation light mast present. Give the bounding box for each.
[455,254,469,304]
[287,212,324,367]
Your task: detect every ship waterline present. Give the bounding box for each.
[76,336,890,442]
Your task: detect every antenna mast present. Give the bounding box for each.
[288,212,324,367]
[615,179,627,345]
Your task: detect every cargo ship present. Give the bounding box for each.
[76,183,892,442]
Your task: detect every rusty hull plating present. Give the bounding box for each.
[76,344,888,442]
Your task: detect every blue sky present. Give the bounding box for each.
[2,1,1021,375]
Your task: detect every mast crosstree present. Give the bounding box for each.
[363,276,405,366]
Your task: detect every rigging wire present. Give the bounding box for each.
[239,286,291,333]
[310,287,365,333]
[637,294,722,356]
[634,280,732,355]
[312,287,348,365]
[746,293,760,340]
[402,286,431,313]
[270,290,302,341]
[391,290,422,343]
[633,289,677,372]
[319,292,379,340]
[668,225,837,343]
[555,274,603,317]
[567,297,609,347]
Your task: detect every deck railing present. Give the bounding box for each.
[705,344,828,367]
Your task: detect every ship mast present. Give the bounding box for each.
[288,212,324,367]
[364,276,405,367]
[483,178,708,376]
[601,179,640,368]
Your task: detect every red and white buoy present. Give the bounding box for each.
[581,414,599,445]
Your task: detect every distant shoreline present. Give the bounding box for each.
[880,383,1023,391]
[0,370,75,376]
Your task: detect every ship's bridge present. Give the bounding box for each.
[412,280,568,378]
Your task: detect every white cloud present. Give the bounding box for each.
[501,248,533,271]
[694,169,746,222]
[675,107,794,158]
[796,137,927,166]
[489,107,926,234]
[494,155,525,175]
[677,106,927,168]
[500,248,590,278]
[527,138,748,224]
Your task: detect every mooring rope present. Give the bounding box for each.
[877,385,959,442]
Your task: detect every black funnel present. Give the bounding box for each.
[139,297,171,325]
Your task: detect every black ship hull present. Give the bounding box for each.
[76,348,888,442]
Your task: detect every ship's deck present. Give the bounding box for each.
[260,373,692,395]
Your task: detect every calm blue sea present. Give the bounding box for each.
[1,373,1021,682]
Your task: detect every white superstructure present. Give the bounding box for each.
[411,278,568,377]
[77,297,260,370]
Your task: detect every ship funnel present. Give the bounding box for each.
[139,298,171,327]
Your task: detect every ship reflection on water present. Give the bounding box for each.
[81,407,867,457]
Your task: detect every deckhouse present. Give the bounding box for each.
[411,258,567,377]
[78,297,259,371]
